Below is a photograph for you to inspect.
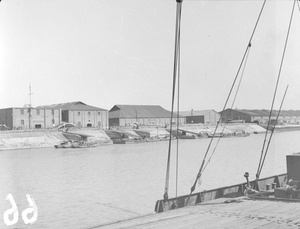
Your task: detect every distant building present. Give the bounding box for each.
[36,101,108,129]
[109,105,185,127]
[0,106,61,130]
[220,109,300,124]
[178,110,220,125]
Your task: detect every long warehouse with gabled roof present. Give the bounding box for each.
[108,104,185,127]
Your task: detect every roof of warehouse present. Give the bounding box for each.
[178,109,219,117]
[229,109,300,116]
[35,101,107,111]
[109,105,178,119]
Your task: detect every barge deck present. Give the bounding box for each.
[96,196,300,229]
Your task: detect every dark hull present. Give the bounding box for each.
[54,143,97,148]
[155,173,287,213]
[112,138,146,144]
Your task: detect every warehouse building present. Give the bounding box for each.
[0,106,61,130]
[0,101,108,130]
[36,101,108,129]
[109,104,185,127]
[178,109,220,125]
[220,109,300,124]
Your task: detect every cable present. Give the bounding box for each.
[189,0,267,196]
[258,85,289,178]
[256,0,296,181]
[202,46,252,173]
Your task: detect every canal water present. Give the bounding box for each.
[1,131,300,228]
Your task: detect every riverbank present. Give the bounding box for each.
[0,129,112,150]
[0,123,298,151]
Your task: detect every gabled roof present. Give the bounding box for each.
[109,105,178,119]
[237,109,271,116]
[36,101,107,111]
[286,110,300,116]
[178,109,219,117]
[223,109,300,117]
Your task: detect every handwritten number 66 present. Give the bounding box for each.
[3,193,38,226]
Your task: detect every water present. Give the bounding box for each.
[1,131,300,228]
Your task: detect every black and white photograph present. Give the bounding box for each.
[1,0,300,228]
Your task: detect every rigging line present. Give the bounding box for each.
[164,0,183,201]
[189,44,251,195]
[189,0,267,196]
[176,4,182,199]
[185,0,291,1]
[297,0,300,12]
[231,45,251,109]
[202,46,252,173]
[258,85,289,177]
[256,0,296,179]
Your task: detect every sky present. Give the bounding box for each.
[1,0,300,112]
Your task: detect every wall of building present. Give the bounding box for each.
[251,115,283,125]
[186,116,204,124]
[11,108,61,129]
[115,117,185,127]
[0,108,13,129]
[204,111,220,124]
[222,109,300,125]
[109,118,120,127]
[221,110,252,122]
[68,110,108,129]
[1,105,109,130]
[287,116,300,124]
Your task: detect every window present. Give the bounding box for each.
[21,109,24,115]
[36,109,40,115]
[52,119,55,125]
[77,112,80,116]
[51,109,55,115]
[98,112,101,115]
[21,120,24,125]
[88,112,91,116]
[35,124,42,129]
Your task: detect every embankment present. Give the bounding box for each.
[175,123,267,135]
[1,124,299,151]
[0,129,112,151]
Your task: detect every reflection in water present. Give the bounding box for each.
[0,131,300,228]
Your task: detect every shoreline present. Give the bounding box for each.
[0,129,112,151]
[0,124,299,151]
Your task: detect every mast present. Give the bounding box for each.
[28,83,33,129]
[163,0,183,202]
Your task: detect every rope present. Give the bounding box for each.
[164,0,183,201]
[189,0,267,196]
[258,85,289,178]
[202,46,252,173]
[176,10,181,198]
[256,0,296,180]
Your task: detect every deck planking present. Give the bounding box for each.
[94,197,300,229]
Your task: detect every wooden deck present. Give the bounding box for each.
[95,197,300,229]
